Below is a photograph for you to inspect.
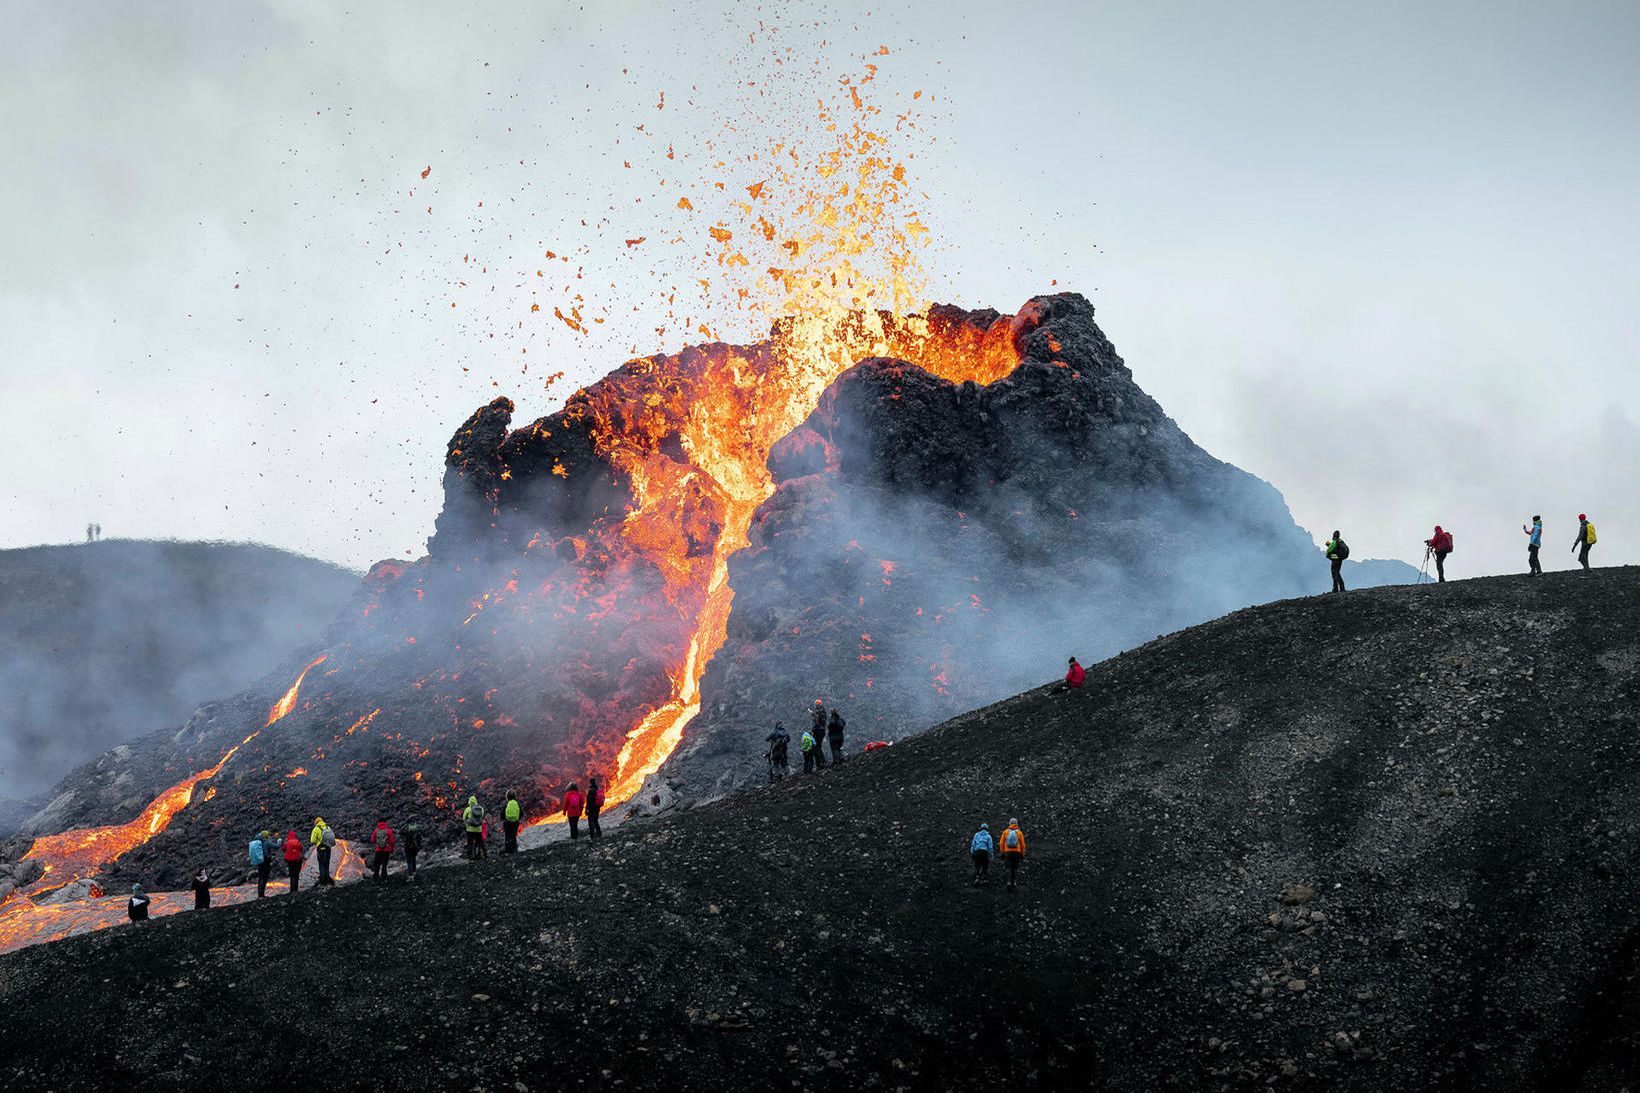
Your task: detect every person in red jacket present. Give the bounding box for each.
[585,776,605,840]
[369,818,396,882]
[1424,525,1454,583]
[1065,657,1085,688]
[563,783,585,840]
[282,830,304,894]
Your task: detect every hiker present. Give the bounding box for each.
[1523,516,1543,575]
[586,776,605,840]
[970,822,994,885]
[481,814,491,852]
[766,722,790,781]
[402,823,422,879]
[999,818,1027,892]
[193,867,211,910]
[310,816,336,885]
[282,829,304,893]
[1065,656,1086,689]
[249,829,273,898]
[503,791,521,854]
[810,701,829,768]
[1325,531,1349,592]
[827,709,846,765]
[800,726,819,773]
[462,796,485,860]
[1574,513,1597,571]
[369,818,395,881]
[563,783,585,840]
[1424,526,1454,583]
[128,883,150,921]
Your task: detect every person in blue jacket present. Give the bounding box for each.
[1522,515,1543,575]
[969,822,994,885]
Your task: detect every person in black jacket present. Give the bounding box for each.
[128,883,150,921]
[1325,531,1349,593]
[402,823,422,880]
[827,709,845,765]
[1573,514,1596,571]
[809,702,828,768]
[765,723,790,782]
[192,867,211,910]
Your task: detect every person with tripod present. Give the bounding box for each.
[1325,531,1349,593]
[765,722,790,781]
[1522,516,1543,575]
[1573,513,1597,571]
[1424,525,1454,583]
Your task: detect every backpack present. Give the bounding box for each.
[372,826,392,851]
[1004,828,1021,851]
[470,804,485,823]
[1334,539,1350,561]
[1444,532,1455,553]
[1587,522,1598,544]
[403,828,421,853]
[320,825,336,849]
[248,838,265,866]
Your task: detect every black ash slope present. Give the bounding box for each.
[4,568,1639,1091]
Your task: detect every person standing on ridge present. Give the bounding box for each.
[1325,531,1349,593]
[1523,516,1544,575]
[192,867,211,910]
[1573,513,1597,571]
[810,701,829,768]
[827,709,846,765]
[503,791,522,854]
[1424,525,1454,583]
[766,722,790,782]
[402,823,422,879]
[369,818,395,881]
[586,776,605,840]
[311,816,336,886]
[462,796,485,860]
[563,783,585,840]
[128,883,150,921]
[282,829,304,893]
[249,829,273,898]
[800,725,819,773]
[970,822,994,885]
[999,818,1028,892]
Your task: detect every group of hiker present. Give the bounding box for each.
[125,781,606,921]
[764,700,847,780]
[969,818,1029,891]
[1323,513,1600,591]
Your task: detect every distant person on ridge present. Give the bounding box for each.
[1522,516,1543,575]
[586,776,605,840]
[969,822,994,885]
[766,722,790,781]
[563,783,585,840]
[800,725,819,774]
[810,701,829,768]
[999,818,1028,892]
[311,816,336,886]
[249,829,273,898]
[503,791,522,854]
[128,883,150,922]
[1424,525,1454,583]
[192,867,211,910]
[282,830,304,893]
[1065,656,1086,691]
[1325,531,1349,592]
[402,823,422,879]
[369,818,395,881]
[1573,513,1597,571]
[827,709,846,765]
[462,796,485,860]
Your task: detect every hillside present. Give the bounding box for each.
[0,540,358,818]
[3,567,1638,1090]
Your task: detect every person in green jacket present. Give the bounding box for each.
[462,796,486,860]
[502,791,522,855]
[1324,531,1349,593]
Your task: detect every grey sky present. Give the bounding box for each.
[3,0,1636,577]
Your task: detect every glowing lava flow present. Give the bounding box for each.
[0,654,329,950]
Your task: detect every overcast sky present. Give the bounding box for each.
[3,0,1636,578]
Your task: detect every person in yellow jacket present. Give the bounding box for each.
[502,791,522,855]
[310,817,336,886]
[461,796,486,860]
[998,818,1027,892]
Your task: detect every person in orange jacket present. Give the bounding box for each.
[563,783,585,840]
[998,818,1027,892]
